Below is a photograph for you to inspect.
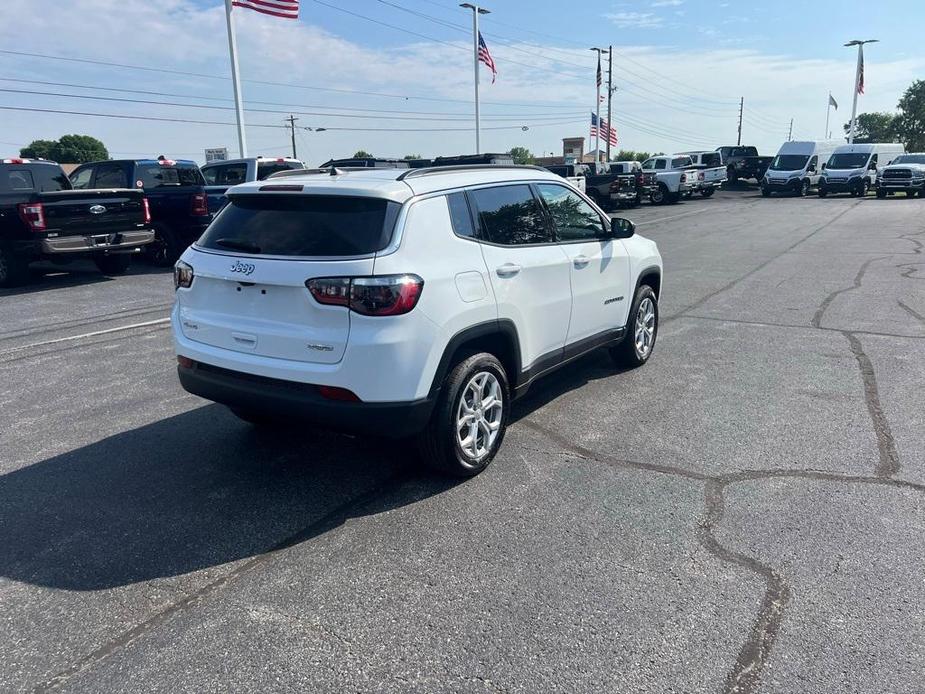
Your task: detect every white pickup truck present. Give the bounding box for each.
[543,163,589,193]
[676,150,727,197]
[641,155,699,204]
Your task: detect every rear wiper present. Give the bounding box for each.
[215,238,261,254]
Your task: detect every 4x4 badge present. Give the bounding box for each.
[230,261,255,276]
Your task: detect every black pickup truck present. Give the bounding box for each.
[0,158,152,287]
[716,145,773,183]
[582,163,641,210]
[69,157,210,266]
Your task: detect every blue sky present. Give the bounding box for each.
[1,0,923,163]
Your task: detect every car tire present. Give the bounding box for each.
[799,179,810,197]
[728,169,738,184]
[93,253,131,275]
[610,284,659,368]
[650,183,669,205]
[0,243,30,288]
[147,225,181,267]
[908,190,918,198]
[418,352,510,478]
[818,187,828,198]
[876,188,887,199]
[701,188,715,198]
[860,180,870,197]
[761,187,771,197]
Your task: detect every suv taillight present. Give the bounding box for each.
[18,203,46,231]
[306,274,424,316]
[190,192,209,216]
[174,260,194,289]
[142,197,152,224]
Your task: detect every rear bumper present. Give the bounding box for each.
[698,180,726,190]
[40,229,154,254]
[609,190,638,201]
[177,361,435,438]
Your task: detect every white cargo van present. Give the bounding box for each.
[818,143,905,197]
[761,140,840,197]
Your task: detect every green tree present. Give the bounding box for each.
[509,146,535,165]
[20,134,108,163]
[843,112,896,143]
[403,153,422,160]
[894,79,925,151]
[20,139,58,160]
[353,150,373,158]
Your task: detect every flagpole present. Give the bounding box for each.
[825,92,831,140]
[461,4,489,154]
[224,0,248,158]
[848,45,862,144]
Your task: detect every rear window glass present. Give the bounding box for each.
[700,153,721,167]
[447,192,475,238]
[6,170,34,191]
[256,161,302,180]
[137,165,205,188]
[198,195,401,257]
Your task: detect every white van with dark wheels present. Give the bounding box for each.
[818,143,905,197]
[761,140,840,197]
[172,166,662,477]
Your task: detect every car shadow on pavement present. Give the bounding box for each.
[0,404,458,591]
[0,262,171,298]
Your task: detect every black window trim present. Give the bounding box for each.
[532,181,611,245]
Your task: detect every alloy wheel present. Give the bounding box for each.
[634,297,656,358]
[455,371,503,462]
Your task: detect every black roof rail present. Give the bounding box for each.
[396,164,549,181]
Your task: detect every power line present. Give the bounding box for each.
[0,104,584,132]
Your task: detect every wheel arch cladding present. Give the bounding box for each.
[428,320,522,398]
[637,266,661,298]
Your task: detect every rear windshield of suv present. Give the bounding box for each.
[198,195,401,256]
[137,165,205,188]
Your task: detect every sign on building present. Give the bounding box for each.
[204,147,228,163]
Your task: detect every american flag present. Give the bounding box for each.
[857,46,865,94]
[596,52,602,87]
[478,32,497,84]
[590,112,618,146]
[232,0,300,19]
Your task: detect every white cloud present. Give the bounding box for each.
[604,11,664,28]
[652,0,684,6]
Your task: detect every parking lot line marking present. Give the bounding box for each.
[635,208,711,226]
[2,317,170,354]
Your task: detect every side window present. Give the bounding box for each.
[654,159,667,170]
[469,184,551,246]
[70,167,93,189]
[201,165,222,185]
[536,184,605,242]
[642,159,655,170]
[869,154,878,168]
[94,164,128,188]
[221,163,247,185]
[446,191,475,238]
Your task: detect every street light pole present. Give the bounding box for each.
[461,3,490,154]
[845,39,878,144]
[590,47,609,171]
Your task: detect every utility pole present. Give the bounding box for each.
[606,45,614,162]
[845,39,878,144]
[461,3,490,154]
[788,118,793,141]
[737,97,744,146]
[286,114,298,159]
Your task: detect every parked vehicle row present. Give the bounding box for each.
[0,158,153,287]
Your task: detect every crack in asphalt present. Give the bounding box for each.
[30,470,411,693]
[517,418,925,694]
[678,201,862,317]
[843,332,901,477]
[679,314,925,341]
[898,299,925,326]
[811,255,888,329]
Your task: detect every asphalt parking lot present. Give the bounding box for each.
[2,186,924,693]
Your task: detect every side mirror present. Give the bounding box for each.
[807,165,816,173]
[610,217,635,239]
[821,162,827,170]
[868,161,877,170]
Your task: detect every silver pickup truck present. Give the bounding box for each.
[641,155,699,204]
[676,150,727,197]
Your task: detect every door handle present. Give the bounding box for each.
[496,263,521,278]
[573,255,590,269]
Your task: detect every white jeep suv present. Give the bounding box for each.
[172,165,662,476]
